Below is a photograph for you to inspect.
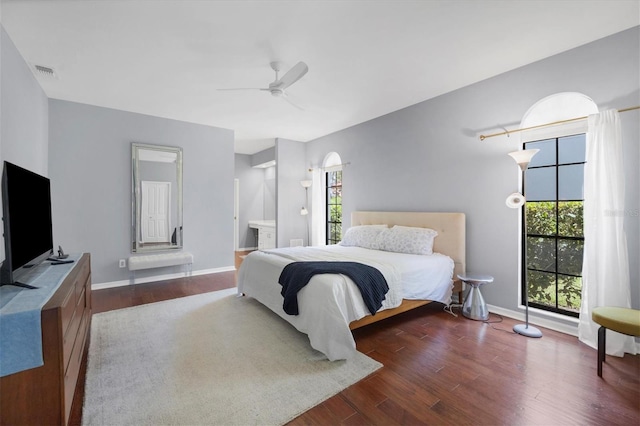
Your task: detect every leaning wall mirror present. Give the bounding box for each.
[132,142,183,252]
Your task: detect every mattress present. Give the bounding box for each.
[237,245,454,360]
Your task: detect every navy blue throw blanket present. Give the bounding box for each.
[278,261,389,316]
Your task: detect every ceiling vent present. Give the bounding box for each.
[33,64,58,79]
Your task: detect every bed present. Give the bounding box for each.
[237,211,466,361]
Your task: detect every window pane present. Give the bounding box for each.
[527,270,556,307]
[558,134,586,164]
[330,223,340,242]
[558,164,584,200]
[525,167,556,201]
[557,239,584,276]
[527,236,556,272]
[330,205,341,222]
[558,201,583,237]
[558,275,582,312]
[328,188,338,203]
[526,202,556,235]
[526,139,556,167]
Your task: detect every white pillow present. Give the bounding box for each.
[376,225,438,255]
[339,225,388,249]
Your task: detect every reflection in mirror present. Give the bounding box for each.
[132,143,183,252]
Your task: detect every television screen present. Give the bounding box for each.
[1,161,54,287]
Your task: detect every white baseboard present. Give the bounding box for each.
[237,247,257,252]
[92,265,236,290]
[488,304,640,353]
[486,304,579,336]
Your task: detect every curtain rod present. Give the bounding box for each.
[479,105,639,141]
[308,162,351,172]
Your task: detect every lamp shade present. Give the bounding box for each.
[300,206,309,216]
[508,149,539,170]
[300,180,312,188]
[505,192,526,209]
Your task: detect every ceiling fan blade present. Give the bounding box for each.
[282,93,304,111]
[276,61,308,90]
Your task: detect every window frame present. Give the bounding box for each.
[325,170,342,245]
[522,134,586,318]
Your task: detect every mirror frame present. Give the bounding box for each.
[131,142,183,253]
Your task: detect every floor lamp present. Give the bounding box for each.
[507,149,543,338]
[300,180,312,246]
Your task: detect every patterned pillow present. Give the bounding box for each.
[339,225,388,249]
[376,225,438,255]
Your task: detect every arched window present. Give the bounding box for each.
[520,93,598,317]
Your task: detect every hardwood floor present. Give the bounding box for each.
[295,306,640,425]
[70,267,639,425]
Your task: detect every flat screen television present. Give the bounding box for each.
[1,161,54,288]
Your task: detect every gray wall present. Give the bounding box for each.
[0,27,49,176]
[304,27,640,324]
[263,166,276,221]
[251,146,275,167]
[0,25,49,263]
[276,138,309,247]
[48,100,235,284]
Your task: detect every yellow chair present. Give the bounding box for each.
[591,306,640,377]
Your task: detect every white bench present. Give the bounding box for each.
[128,252,194,271]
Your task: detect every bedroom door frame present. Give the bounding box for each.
[234,178,239,251]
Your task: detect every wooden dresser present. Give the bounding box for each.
[0,253,92,425]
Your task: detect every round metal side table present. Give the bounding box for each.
[458,273,494,321]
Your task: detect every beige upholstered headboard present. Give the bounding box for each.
[351,211,466,277]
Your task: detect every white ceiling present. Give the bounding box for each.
[2,1,638,155]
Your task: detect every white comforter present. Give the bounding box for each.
[237,245,454,360]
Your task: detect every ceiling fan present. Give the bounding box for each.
[218,61,308,110]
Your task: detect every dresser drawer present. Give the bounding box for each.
[62,287,85,369]
[74,259,90,303]
[63,310,88,421]
[59,282,77,341]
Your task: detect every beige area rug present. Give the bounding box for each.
[82,288,382,425]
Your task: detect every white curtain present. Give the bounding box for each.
[310,168,326,246]
[578,110,636,356]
